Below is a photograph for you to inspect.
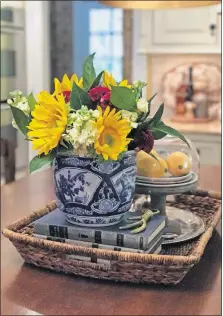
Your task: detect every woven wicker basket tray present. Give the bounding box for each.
[2,189,221,285]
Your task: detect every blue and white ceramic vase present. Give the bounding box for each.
[53,151,136,227]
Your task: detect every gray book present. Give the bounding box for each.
[33,233,162,266]
[33,233,163,254]
[34,208,165,250]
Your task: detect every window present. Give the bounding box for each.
[89,8,123,81]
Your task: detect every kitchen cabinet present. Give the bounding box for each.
[183,132,221,166]
[138,4,221,54]
[163,120,221,166]
[1,4,28,174]
[158,133,221,166]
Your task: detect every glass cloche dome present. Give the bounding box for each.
[136,135,200,185]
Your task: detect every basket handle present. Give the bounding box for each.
[65,254,111,271]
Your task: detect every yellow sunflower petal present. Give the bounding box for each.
[102,71,117,88]
[119,80,131,88]
[71,74,78,83]
[54,78,62,95]
[103,106,110,118]
[94,107,131,161]
[78,77,84,88]
[27,91,68,155]
[53,74,83,95]
[62,74,71,89]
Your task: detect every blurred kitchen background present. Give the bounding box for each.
[0,0,221,184]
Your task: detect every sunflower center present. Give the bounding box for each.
[99,127,117,147]
[104,134,114,146]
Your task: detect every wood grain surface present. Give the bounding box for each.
[1,166,221,316]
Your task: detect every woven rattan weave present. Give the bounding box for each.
[2,189,221,285]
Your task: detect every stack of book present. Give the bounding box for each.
[34,209,165,260]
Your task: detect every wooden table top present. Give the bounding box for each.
[1,166,221,316]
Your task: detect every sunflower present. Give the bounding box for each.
[27,91,68,155]
[94,106,132,160]
[54,74,83,100]
[102,71,131,89]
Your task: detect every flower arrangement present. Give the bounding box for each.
[8,53,188,173]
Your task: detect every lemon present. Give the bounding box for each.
[165,151,191,177]
[136,150,168,178]
[150,149,159,157]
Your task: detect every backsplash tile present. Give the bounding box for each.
[150,54,221,119]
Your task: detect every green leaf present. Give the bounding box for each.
[149,103,164,126]
[110,86,137,111]
[147,93,157,116]
[82,53,96,90]
[151,121,190,147]
[70,82,92,110]
[149,152,159,162]
[29,151,56,173]
[139,102,164,131]
[9,105,30,136]
[27,93,36,112]
[59,139,69,149]
[57,142,73,152]
[90,71,104,89]
[147,93,157,105]
[151,130,167,140]
[137,119,151,131]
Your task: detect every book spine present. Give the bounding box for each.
[146,221,166,248]
[34,224,142,249]
[34,220,165,250]
[33,234,146,253]
[152,245,161,255]
[33,235,112,266]
[34,223,51,236]
[145,236,162,253]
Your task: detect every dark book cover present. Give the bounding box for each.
[34,208,165,250]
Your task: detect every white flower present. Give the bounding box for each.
[92,109,100,118]
[67,106,100,127]
[7,91,30,115]
[7,91,30,130]
[64,107,98,156]
[74,146,89,157]
[69,124,80,141]
[121,110,138,128]
[137,98,148,113]
[133,80,139,88]
[131,122,138,129]
[17,100,30,114]
[75,117,84,127]
[9,90,23,98]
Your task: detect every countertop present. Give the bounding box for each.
[164,119,221,135]
[1,166,221,316]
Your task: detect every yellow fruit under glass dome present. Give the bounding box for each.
[152,135,200,179]
[136,150,168,178]
[165,151,192,177]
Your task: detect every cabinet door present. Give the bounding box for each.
[153,6,218,45]
[183,133,221,166]
[194,141,220,166]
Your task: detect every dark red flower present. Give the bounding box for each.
[63,90,71,103]
[88,86,111,105]
[128,130,154,153]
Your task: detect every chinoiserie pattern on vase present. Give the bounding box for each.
[53,151,136,226]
